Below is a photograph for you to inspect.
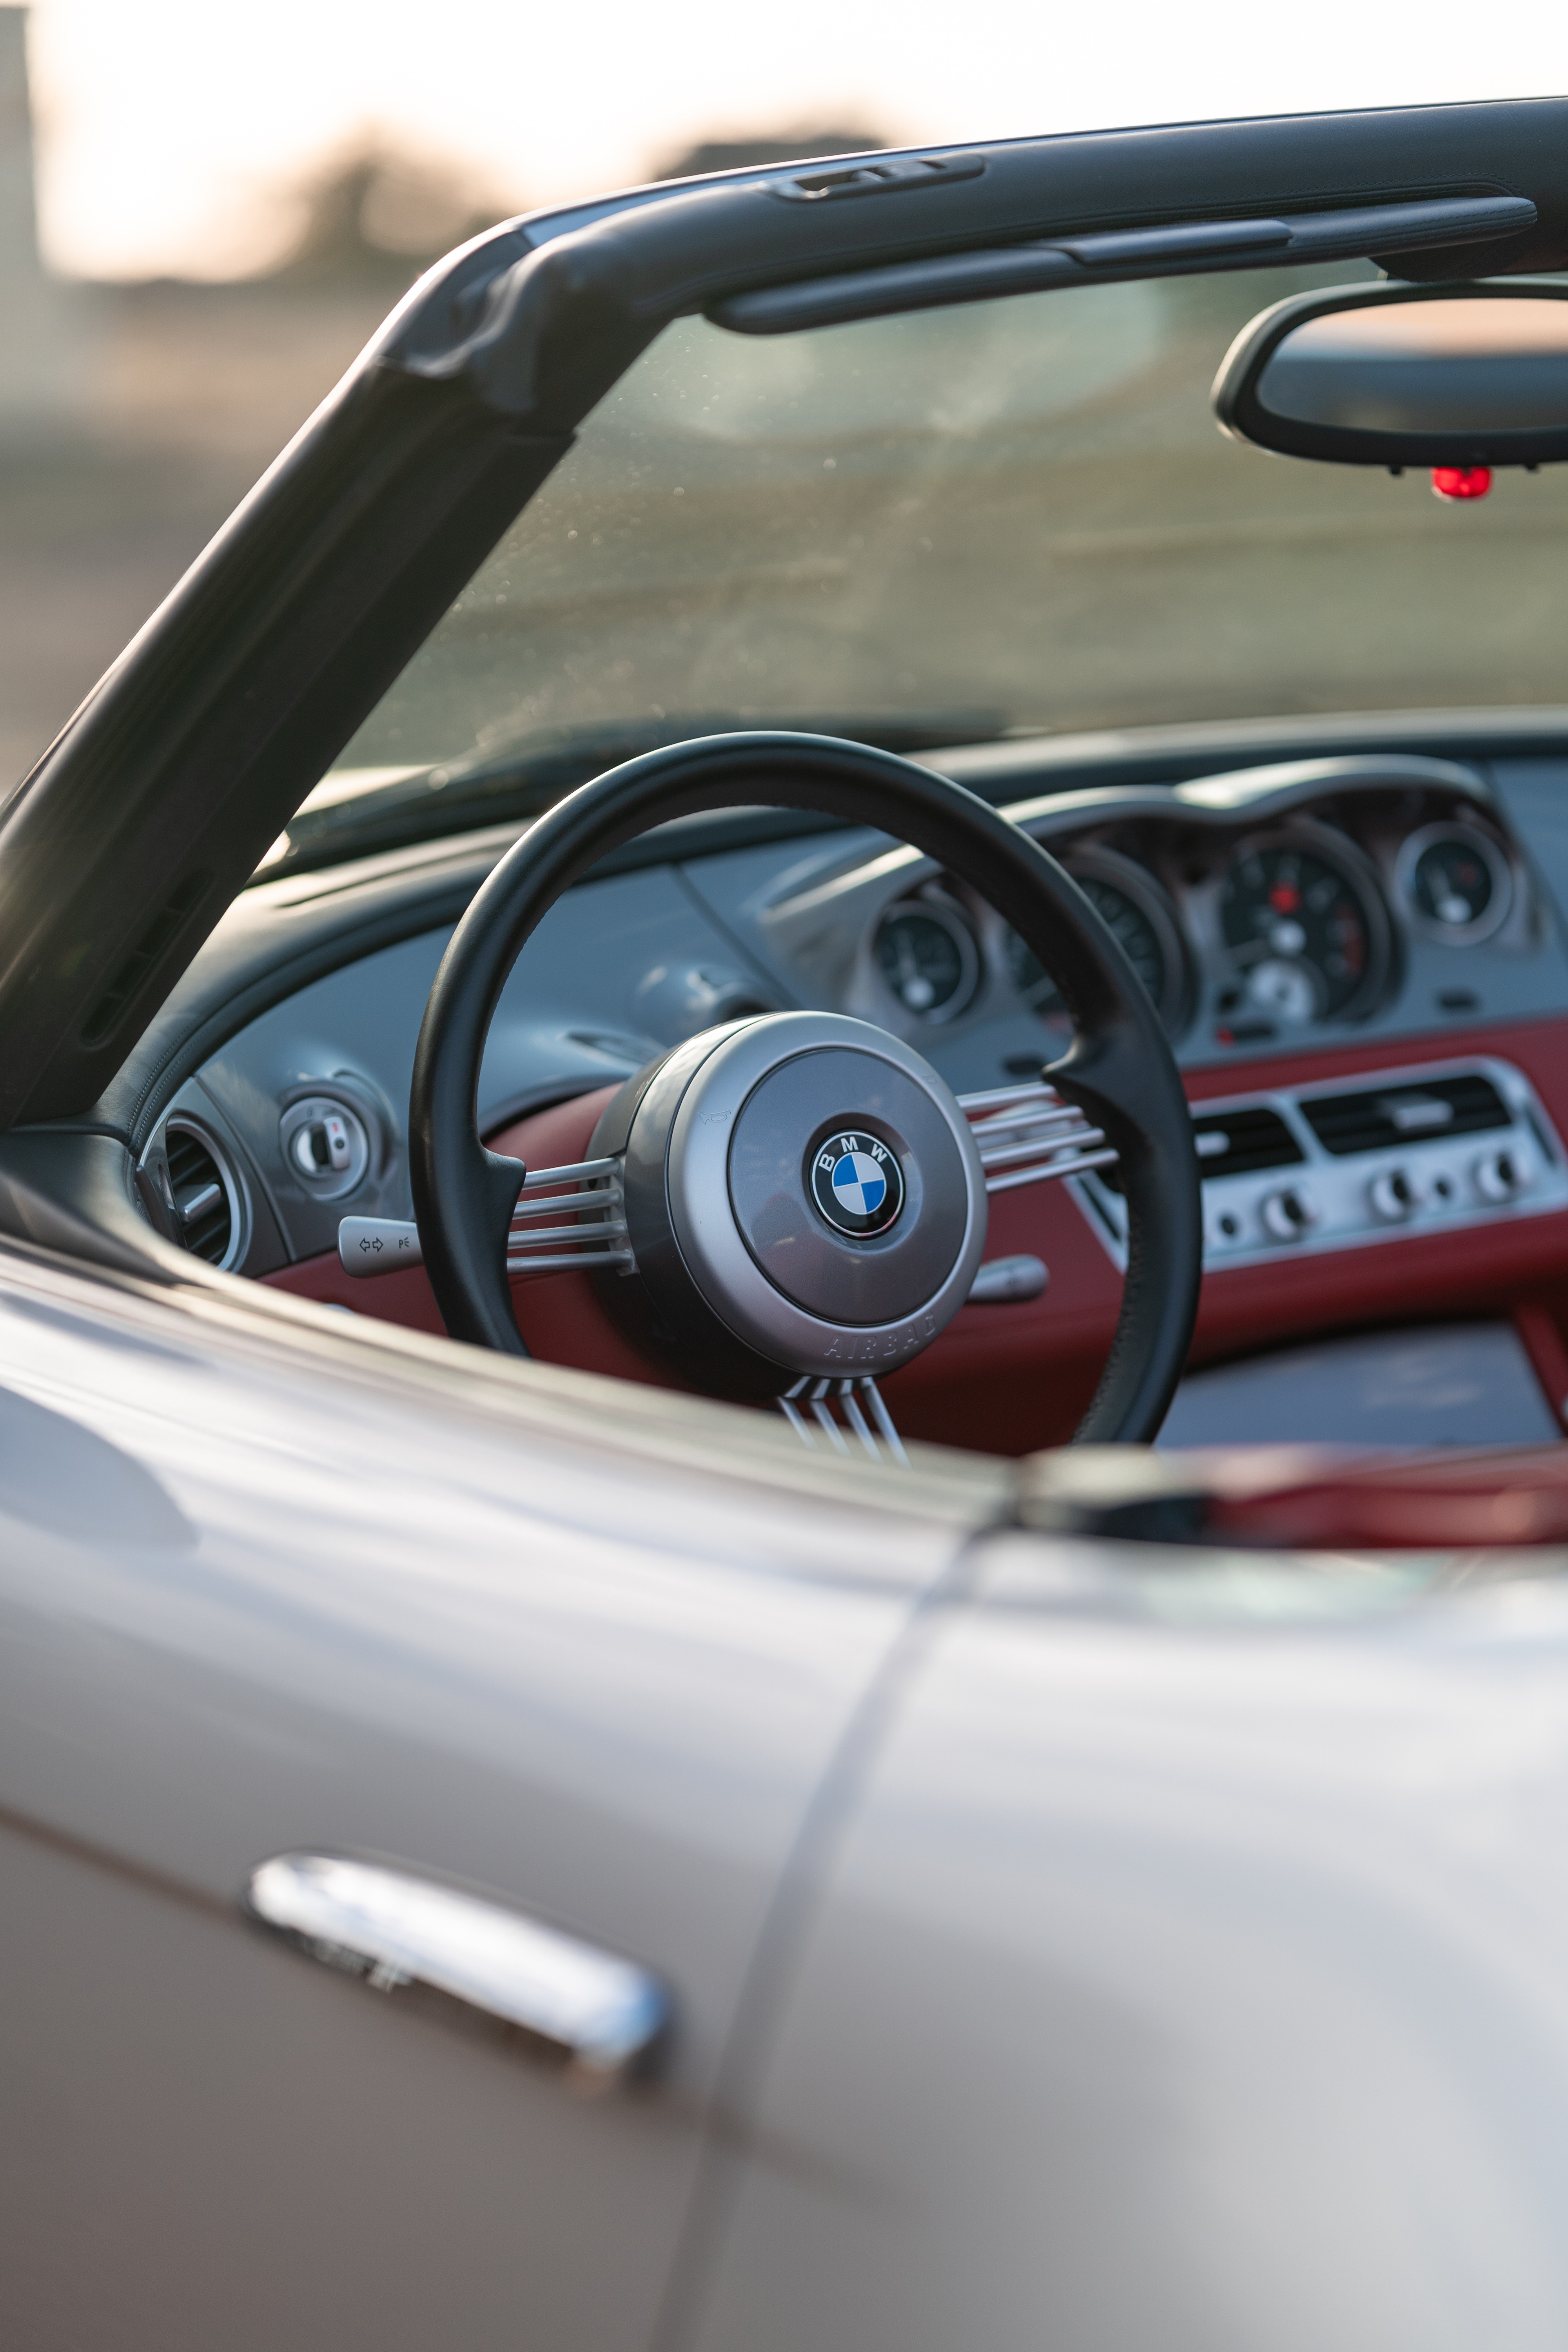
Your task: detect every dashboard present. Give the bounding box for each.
[113,723,1568,1454]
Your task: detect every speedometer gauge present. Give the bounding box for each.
[1006,852,1187,1033]
[1219,831,1389,1025]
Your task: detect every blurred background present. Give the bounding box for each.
[0,0,1563,784]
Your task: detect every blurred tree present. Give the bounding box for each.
[654,126,890,180]
[266,143,515,287]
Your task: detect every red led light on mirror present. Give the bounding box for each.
[1431,466,1493,501]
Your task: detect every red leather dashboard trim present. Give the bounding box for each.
[262,1015,1568,1454]
[263,1083,672,1388]
[1197,1444,1568,1549]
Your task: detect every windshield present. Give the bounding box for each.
[305,260,1568,852]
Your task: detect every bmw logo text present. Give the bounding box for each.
[810,1130,906,1237]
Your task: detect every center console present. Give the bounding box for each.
[1075,1056,1568,1270]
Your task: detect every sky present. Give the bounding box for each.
[23,0,1568,279]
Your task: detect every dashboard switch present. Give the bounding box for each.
[292,1113,353,1177]
[1475,1147,1532,1204]
[279,1094,373,1203]
[1259,1185,1316,1242]
[1368,1167,1425,1223]
[339,1217,422,1276]
[967,1253,1048,1304]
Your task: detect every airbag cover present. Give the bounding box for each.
[728,1047,967,1323]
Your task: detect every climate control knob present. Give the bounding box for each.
[1368,1167,1424,1223]
[1259,1185,1317,1243]
[1475,1146,1532,1204]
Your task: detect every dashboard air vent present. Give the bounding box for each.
[1191,1106,1303,1181]
[1300,1073,1511,1157]
[163,1119,241,1268]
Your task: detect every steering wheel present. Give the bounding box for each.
[409,734,1201,1445]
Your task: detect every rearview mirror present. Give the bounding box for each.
[1212,281,1568,470]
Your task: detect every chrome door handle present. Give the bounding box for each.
[247,1852,669,2086]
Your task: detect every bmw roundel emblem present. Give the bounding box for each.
[810,1130,906,1237]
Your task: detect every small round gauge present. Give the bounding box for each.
[1396,820,1513,945]
[1006,856,1184,1030]
[874,898,979,1022]
[1218,830,1389,1025]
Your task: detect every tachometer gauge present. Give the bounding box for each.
[1218,830,1389,1025]
[874,899,979,1022]
[1396,820,1512,945]
[1005,853,1187,1034]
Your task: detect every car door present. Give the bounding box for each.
[687,1525,1568,2352]
[0,1235,1002,2350]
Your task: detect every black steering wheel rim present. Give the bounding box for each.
[409,731,1201,1444]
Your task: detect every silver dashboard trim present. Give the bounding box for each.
[1073,1053,1568,1273]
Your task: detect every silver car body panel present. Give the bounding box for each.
[689,1531,1568,2352]
[5,1133,1568,2347]
[0,1237,1002,2347]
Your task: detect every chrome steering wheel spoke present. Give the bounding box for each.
[778,1374,909,1466]
[505,1154,633,1276]
[956,1080,1120,1192]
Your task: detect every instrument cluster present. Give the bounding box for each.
[864,788,1530,1056]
